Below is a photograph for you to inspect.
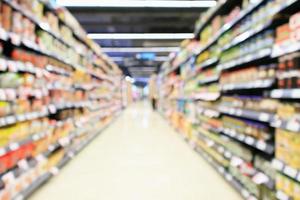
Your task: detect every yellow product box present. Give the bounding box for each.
[283,176,294,197]
[294,181,300,200]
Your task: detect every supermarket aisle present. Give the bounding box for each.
[31,101,241,200]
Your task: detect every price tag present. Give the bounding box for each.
[9,143,19,151]
[32,134,40,141]
[245,136,255,145]
[7,61,17,72]
[229,129,236,137]
[291,89,300,98]
[50,167,60,176]
[68,152,75,158]
[256,141,267,151]
[0,148,6,157]
[0,59,7,71]
[277,190,290,200]
[0,28,8,41]
[259,113,270,122]
[225,173,233,181]
[252,172,269,184]
[0,90,6,101]
[287,121,300,132]
[48,105,57,114]
[272,159,284,170]
[241,189,249,198]
[284,165,298,178]
[237,134,245,141]
[36,155,46,163]
[18,159,29,170]
[6,116,16,124]
[235,109,242,116]
[230,156,243,167]
[224,151,232,159]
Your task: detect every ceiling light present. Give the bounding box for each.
[88,33,194,40]
[57,0,216,8]
[101,47,180,53]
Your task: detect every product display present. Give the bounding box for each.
[0,0,124,199]
[159,0,300,199]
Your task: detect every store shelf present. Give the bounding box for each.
[197,107,220,118]
[193,92,220,101]
[218,105,275,123]
[194,147,258,200]
[270,89,300,99]
[199,75,220,85]
[2,0,85,57]
[276,190,292,200]
[217,48,272,71]
[273,159,300,183]
[221,21,272,52]
[12,113,121,200]
[271,118,300,133]
[272,41,300,58]
[221,79,275,91]
[220,128,274,155]
[196,57,219,70]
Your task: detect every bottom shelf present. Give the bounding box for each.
[193,146,258,200]
[12,112,121,200]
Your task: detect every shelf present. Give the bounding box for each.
[220,128,274,155]
[270,89,300,99]
[191,92,220,101]
[12,172,52,200]
[218,48,272,71]
[273,159,300,183]
[221,79,275,91]
[271,118,300,133]
[218,105,275,123]
[11,113,121,200]
[272,41,300,58]
[197,107,220,118]
[221,21,272,52]
[196,57,219,70]
[194,147,258,200]
[276,190,292,200]
[199,75,220,85]
[0,130,50,157]
[2,0,85,57]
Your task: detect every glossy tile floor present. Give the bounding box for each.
[31,101,242,200]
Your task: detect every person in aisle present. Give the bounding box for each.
[149,73,158,110]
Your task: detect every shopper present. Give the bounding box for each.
[149,73,158,110]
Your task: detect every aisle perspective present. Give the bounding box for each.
[30,102,242,200]
[0,0,124,199]
[159,0,300,200]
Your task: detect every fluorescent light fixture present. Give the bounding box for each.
[101,47,180,53]
[57,0,216,8]
[111,56,170,62]
[88,33,194,40]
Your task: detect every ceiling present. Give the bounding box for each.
[59,1,212,85]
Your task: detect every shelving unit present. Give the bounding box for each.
[159,0,300,199]
[0,0,124,199]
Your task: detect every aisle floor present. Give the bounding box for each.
[31,101,242,200]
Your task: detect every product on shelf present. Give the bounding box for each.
[277,52,300,88]
[220,64,276,85]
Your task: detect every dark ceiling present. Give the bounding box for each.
[64,4,209,84]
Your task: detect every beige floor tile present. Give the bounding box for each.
[30,101,242,200]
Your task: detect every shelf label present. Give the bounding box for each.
[272,159,284,170]
[245,136,255,145]
[256,141,267,151]
[287,121,300,132]
[258,113,270,122]
[50,167,60,176]
[9,143,19,151]
[237,134,245,141]
[0,148,6,157]
[284,166,298,178]
[241,189,249,198]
